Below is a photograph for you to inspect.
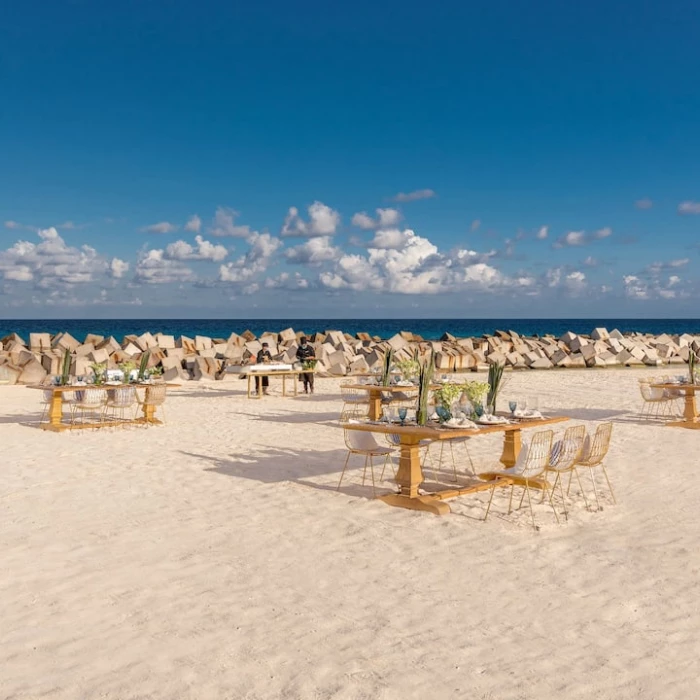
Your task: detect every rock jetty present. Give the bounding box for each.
[0,327,698,385]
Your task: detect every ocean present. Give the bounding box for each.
[1,318,700,342]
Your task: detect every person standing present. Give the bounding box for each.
[256,342,273,395]
[296,337,316,394]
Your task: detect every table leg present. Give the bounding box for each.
[500,429,522,468]
[684,392,697,421]
[247,375,251,399]
[368,391,382,421]
[293,374,298,396]
[45,392,64,431]
[282,374,287,397]
[378,436,451,515]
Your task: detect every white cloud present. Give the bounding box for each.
[392,189,436,202]
[165,235,228,262]
[470,219,481,232]
[219,232,282,283]
[0,227,109,287]
[678,201,700,215]
[536,226,548,240]
[184,214,202,233]
[210,207,256,238]
[635,199,653,210]
[281,201,341,237]
[141,221,177,234]
[351,212,376,230]
[646,258,689,275]
[264,272,310,290]
[565,270,587,293]
[351,208,402,230]
[285,236,340,265]
[554,227,612,248]
[4,220,22,230]
[369,228,414,250]
[110,258,129,278]
[134,249,193,284]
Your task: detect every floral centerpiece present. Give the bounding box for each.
[301,359,317,371]
[119,360,137,383]
[395,358,419,382]
[462,380,489,408]
[90,362,107,385]
[433,382,464,420]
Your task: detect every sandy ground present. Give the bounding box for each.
[1,368,699,700]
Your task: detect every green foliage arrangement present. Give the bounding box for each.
[487,362,505,414]
[138,351,151,380]
[381,347,395,387]
[416,351,436,426]
[60,349,72,386]
[90,362,107,384]
[462,380,489,406]
[395,358,419,381]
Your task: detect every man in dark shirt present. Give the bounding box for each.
[255,342,273,395]
[296,336,316,394]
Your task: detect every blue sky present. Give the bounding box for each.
[1,0,699,318]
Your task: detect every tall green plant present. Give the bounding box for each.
[60,349,72,386]
[381,347,395,387]
[487,362,505,414]
[138,350,151,380]
[690,351,697,384]
[416,351,435,426]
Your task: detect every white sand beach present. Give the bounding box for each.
[1,368,699,699]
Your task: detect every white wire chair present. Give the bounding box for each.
[543,424,587,518]
[340,387,370,421]
[638,379,675,419]
[137,384,167,425]
[70,388,108,427]
[481,429,557,530]
[337,430,395,497]
[573,422,615,510]
[106,386,138,425]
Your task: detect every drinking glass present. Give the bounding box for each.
[508,400,517,415]
[398,407,408,425]
[517,398,528,413]
[530,396,540,412]
[474,403,484,418]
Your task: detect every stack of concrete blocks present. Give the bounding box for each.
[2,327,700,384]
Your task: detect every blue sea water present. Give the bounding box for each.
[1,318,700,342]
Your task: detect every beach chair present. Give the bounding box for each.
[543,424,587,518]
[481,429,557,530]
[70,388,108,427]
[340,387,369,421]
[638,379,674,419]
[573,422,615,510]
[137,384,167,425]
[106,386,138,425]
[337,430,395,497]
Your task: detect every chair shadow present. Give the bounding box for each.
[0,412,47,428]
[559,408,628,421]
[180,447,395,499]
[231,410,341,424]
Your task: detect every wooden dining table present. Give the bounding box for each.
[341,414,569,515]
[27,383,177,432]
[651,382,700,429]
[340,382,438,421]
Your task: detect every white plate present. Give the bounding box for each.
[476,417,509,426]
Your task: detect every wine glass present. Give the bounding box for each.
[398,407,408,425]
[508,400,517,416]
[474,403,484,419]
[517,398,528,413]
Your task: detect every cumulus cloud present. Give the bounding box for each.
[285,236,340,265]
[110,258,129,278]
[209,207,256,238]
[553,227,612,248]
[165,235,228,262]
[264,272,310,290]
[536,226,548,240]
[319,230,520,296]
[392,189,436,202]
[281,201,340,237]
[351,208,402,230]
[368,228,415,250]
[635,199,653,210]
[219,232,282,283]
[134,249,194,284]
[0,227,109,287]
[184,214,202,233]
[141,221,177,234]
[678,201,700,215]
[645,258,689,275]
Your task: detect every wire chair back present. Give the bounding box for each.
[144,384,167,406]
[519,429,553,479]
[579,422,613,467]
